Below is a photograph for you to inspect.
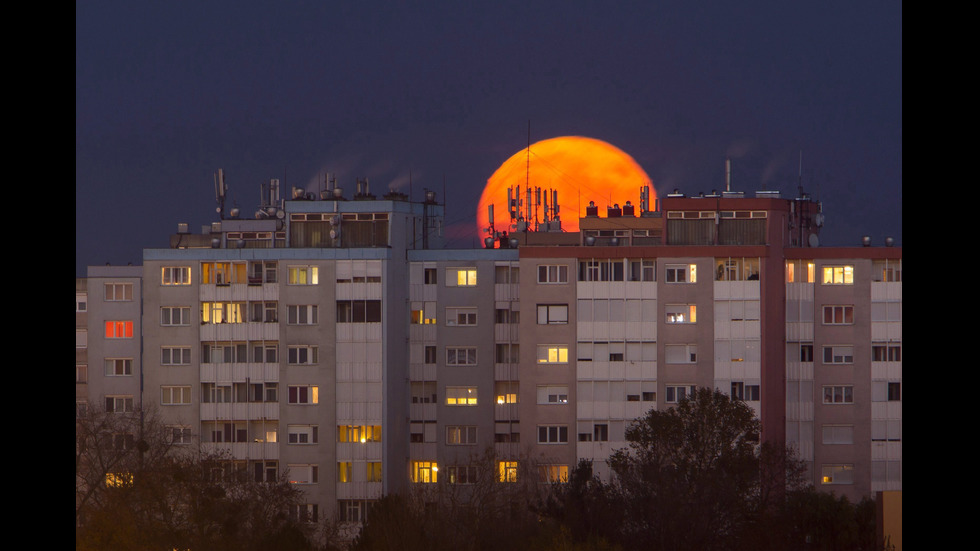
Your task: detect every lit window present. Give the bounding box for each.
[665,304,697,324]
[367,462,382,483]
[411,461,438,483]
[411,302,437,324]
[537,345,569,364]
[161,266,191,286]
[104,358,133,376]
[288,464,319,484]
[201,262,247,285]
[201,302,245,324]
[104,283,133,301]
[287,345,318,365]
[161,306,192,326]
[537,304,568,325]
[498,461,518,482]
[287,266,319,285]
[537,264,569,284]
[104,321,133,338]
[161,386,191,405]
[786,260,815,283]
[446,307,478,326]
[495,381,519,404]
[337,425,382,443]
[447,347,478,366]
[538,465,569,483]
[287,305,318,325]
[822,305,854,325]
[822,265,854,285]
[161,346,191,366]
[446,386,478,406]
[105,472,134,487]
[822,345,854,364]
[665,263,697,283]
[665,385,695,404]
[287,385,319,405]
[822,385,854,404]
[446,267,477,287]
[820,464,854,485]
[446,425,478,445]
[537,425,568,444]
[287,425,319,444]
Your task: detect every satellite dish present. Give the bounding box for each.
[814,214,825,227]
[276,210,285,220]
[808,233,819,247]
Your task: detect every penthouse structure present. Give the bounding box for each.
[77,173,901,527]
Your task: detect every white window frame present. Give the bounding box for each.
[822,345,854,364]
[167,425,192,445]
[537,425,569,444]
[665,304,697,324]
[288,464,319,485]
[665,385,695,404]
[822,305,854,325]
[161,306,191,326]
[76,293,88,312]
[161,385,191,405]
[446,425,478,445]
[287,385,319,405]
[161,266,191,286]
[104,358,133,376]
[536,345,569,364]
[287,425,319,445]
[161,346,191,366]
[287,266,319,285]
[822,385,854,404]
[665,344,698,364]
[446,347,478,366]
[445,307,478,327]
[537,264,569,284]
[105,395,134,413]
[104,283,133,301]
[537,304,569,325]
[287,345,319,365]
[446,386,478,406]
[665,263,697,283]
[537,385,569,405]
[446,267,477,287]
[822,265,854,285]
[287,304,318,325]
[104,320,134,339]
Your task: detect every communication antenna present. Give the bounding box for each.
[214,169,227,219]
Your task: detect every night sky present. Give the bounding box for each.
[76,2,902,276]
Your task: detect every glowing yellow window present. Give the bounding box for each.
[822,266,854,285]
[537,345,569,364]
[498,461,518,482]
[411,461,438,483]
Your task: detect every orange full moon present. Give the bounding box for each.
[476,136,654,236]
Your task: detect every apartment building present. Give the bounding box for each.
[79,180,900,523]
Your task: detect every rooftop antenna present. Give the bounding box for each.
[214,169,227,219]
[798,150,804,198]
[725,158,732,192]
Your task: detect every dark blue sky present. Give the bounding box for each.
[76,1,901,276]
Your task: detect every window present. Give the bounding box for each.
[337,425,382,443]
[424,268,437,284]
[628,259,656,281]
[161,306,191,326]
[202,383,232,403]
[77,329,88,348]
[424,346,437,364]
[446,425,478,445]
[446,307,477,326]
[496,308,520,324]
[537,345,569,364]
[578,259,625,282]
[249,261,278,284]
[448,465,478,484]
[167,426,192,445]
[537,425,568,444]
[161,386,191,405]
[665,344,698,364]
[537,304,569,325]
[287,345,318,365]
[76,293,88,312]
[786,260,816,283]
[822,265,854,285]
[287,385,319,405]
[254,461,278,483]
[665,385,695,404]
[593,424,609,442]
[338,500,375,523]
[446,347,478,366]
[367,462,382,483]
[888,382,901,401]
[447,267,477,286]
[291,504,319,524]
[495,265,519,283]
[287,305,318,325]
[104,283,133,301]
[537,264,569,284]
[495,381,519,404]
[537,385,568,405]
[731,382,760,401]
[201,302,244,324]
[538,465,569,483]
[161,346,191,366]
[498,461,518,482]
[104,321,133,338]
[336,300,382,322]
[822,425,854,445]
[872,260,901,282]
[105,395,134,413]
[495,343,519,364]
[250,301,278,322]
[715,257,760,281]
[201,342,249,363]
[104,358,133,376]
[289,464,319,485]
[201,262,248,284]
[822,385,854,404]
[411,302,437,324]
[411,461,438,483]
[253,343,278,363]
[823,345,854,364]
[665,304,697,324]
[821,464,854,485]
[161,266,191,285]
[287,266,319,285]
[872,344,902,362]
[665,263,697,283]
[822,305,854,325]
[446,386,478,406]
[287,425,319,444]
[800,343,814,362]
[76,365,88,383]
